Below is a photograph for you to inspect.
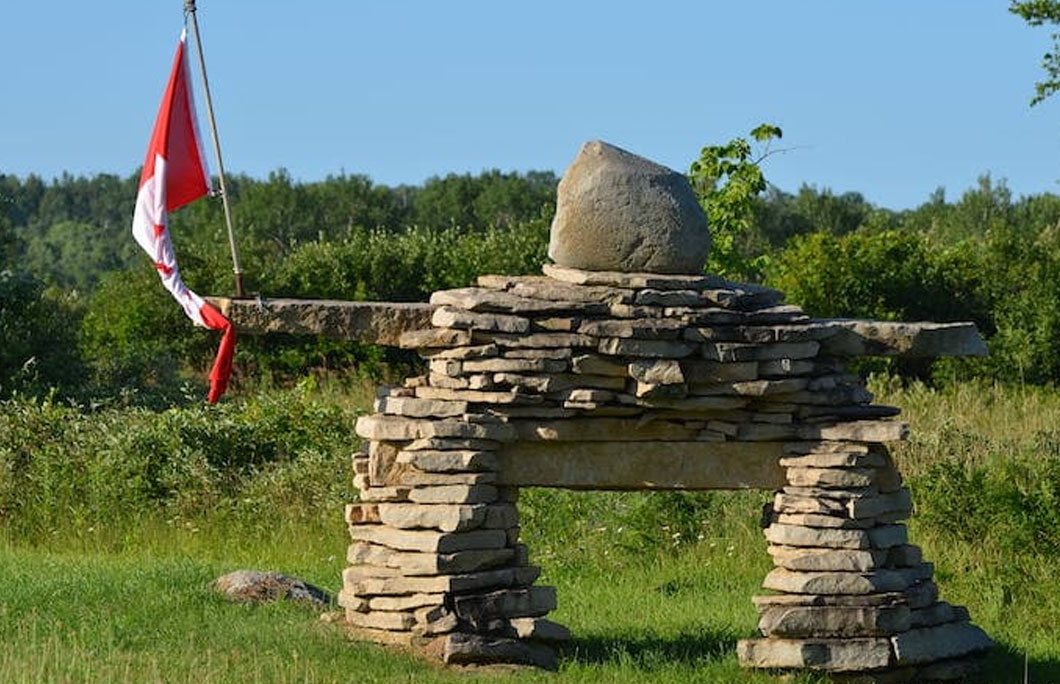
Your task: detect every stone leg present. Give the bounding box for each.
[340,424,569,669]
[738,442,992,681]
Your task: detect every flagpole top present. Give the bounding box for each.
[184,0,196,11]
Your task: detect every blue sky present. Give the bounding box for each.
[2,1,1058,208]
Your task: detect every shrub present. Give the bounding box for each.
[0,384,355,537]
[0,270,84,397]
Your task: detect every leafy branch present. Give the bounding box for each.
[688,124,783,278]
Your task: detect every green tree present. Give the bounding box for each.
[1011,0,1060,104]
[0,270,84,396]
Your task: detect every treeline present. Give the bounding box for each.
[3,166,1060,402]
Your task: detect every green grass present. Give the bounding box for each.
[0,517,819,684]
[3,379,1060,681]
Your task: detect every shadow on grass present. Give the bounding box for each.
[986,642,1060,684]
[562,627,737,669]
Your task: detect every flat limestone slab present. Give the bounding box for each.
[209,297,433,346]
[496,440,785,490]
[820,320,986,358]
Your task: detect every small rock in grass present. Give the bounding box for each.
[213,569,331,607]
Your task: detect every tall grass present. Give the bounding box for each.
[1,378,1060,681]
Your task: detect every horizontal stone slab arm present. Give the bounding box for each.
[209,296,987,359]
[819,320,987,358]
[495,440,786,490]
[207,297,434,347]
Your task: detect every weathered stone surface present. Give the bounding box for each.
[495,275,634,305]
[730,378,809,396]
[347,543,514,575]
[681,360,759,383]
[210,297,433,346]
[703,341,820,362]
[358,486,412,502]
[571,354,628,377]
[213,570,331,606]
[344,503,381,525]
[628,359,685,385]
[479,331,596,348]
[890,622,993,665]
[461,357,568,374]
[430,287,607,315]
[355,415,515,442]
[404,437,501,451]
[408,484,499,504]
[774,512,873,529]
[343,566,518,595]
[763,568,915,594]
[376,504,487,532]
[347,609,416,631]
[432,306,530,333]
[483,503,520,529]
[633,289,703,307]
[367,593,446,612]
[820,320,987,358]
[687,323,837,344]
[420,344,498,361]
[497,440,785,490]
[752,592,907,608]
[579,318,686,339]
[909,602,968,629]
[442,632,558,670]
[733,423,798,441]
[414,605,460,635]
[512,418,699,442]
[453,586,557,627]
[758,603,911,638]
[887,544,923,568]
[413,386,535,405]
[771,489,911,520]
[760,358,817,377]
[396,449,498,473]
[398,327,472,349]
[765,524,872,550]
[375,396,467,418]
[504,349,573,362]
[768,546,888,572]
[348,525,507,553]
[598,337,696,358]
[543,263,725,290]
[787,467,876,489]
[779,452,887,469]
[906,580,940,609]
[737,636,893,671]
[799,421,910,443]
[784,441,872,454]
[629,394,747,411]
[508,617,572,642]
[547,141,710,274]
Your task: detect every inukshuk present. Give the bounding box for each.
[338,141,993,680]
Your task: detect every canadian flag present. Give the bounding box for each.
[132,28,235,403]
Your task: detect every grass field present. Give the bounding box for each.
[2,379,1060,682]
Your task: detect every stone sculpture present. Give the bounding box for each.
[214,140,993,681]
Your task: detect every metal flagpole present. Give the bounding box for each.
[184,0,246,298]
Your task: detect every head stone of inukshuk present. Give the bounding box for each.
[346,141,993,678]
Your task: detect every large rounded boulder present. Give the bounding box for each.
[547,141,711,274]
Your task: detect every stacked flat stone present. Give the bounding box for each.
[743,442,994,682]
[345,261,991,677]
